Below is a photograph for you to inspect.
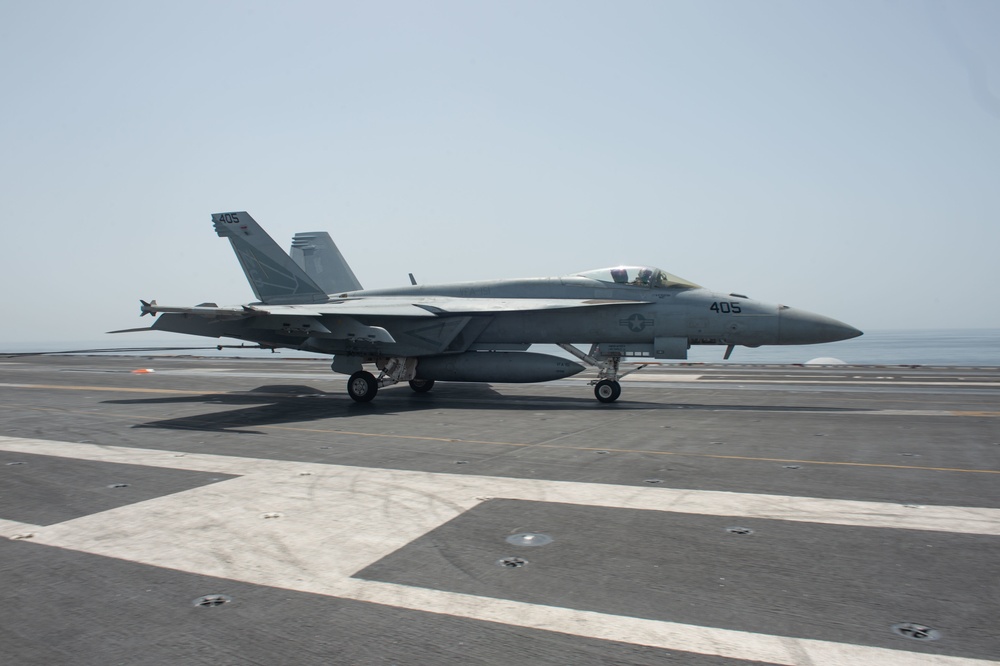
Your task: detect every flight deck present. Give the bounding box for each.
[1,355,998,665]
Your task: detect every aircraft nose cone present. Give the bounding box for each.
[778,307,863,345]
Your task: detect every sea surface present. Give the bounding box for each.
[681,328,1000,366]
[3,329,999,367]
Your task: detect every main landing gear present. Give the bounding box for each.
[347,371,379,403]
[344,358,435,403]
[408,379,435,393]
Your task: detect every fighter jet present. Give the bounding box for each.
[126,212,861,403]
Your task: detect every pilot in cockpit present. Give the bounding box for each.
[632,268,653,286]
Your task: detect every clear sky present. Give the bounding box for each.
[1,1,998,345]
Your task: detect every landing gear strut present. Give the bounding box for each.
[344,357,423,403]
[557,344,647,404]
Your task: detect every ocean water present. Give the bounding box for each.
[680,328,1000,366]
[3,329,999,366]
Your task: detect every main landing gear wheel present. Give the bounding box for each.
[347,371,378,403]
[408,379,435,393]
[594,379,621,403]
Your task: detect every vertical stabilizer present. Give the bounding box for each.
[212,212,328,304]
[290,232,363,294]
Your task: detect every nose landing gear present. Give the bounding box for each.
[557,344,646,403]
[594,379,622,403]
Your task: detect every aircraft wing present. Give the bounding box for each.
[310,296,644,316]
[134,296,648,351]
[139,297,644,319]
[138,299,435,319]
[395,297,645,314]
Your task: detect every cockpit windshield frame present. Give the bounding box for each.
[573,266,701,289]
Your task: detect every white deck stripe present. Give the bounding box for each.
[1,436,996,665]
[2,436,997,536]
[0,518,42,536]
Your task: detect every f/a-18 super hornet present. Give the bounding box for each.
[124,212,861,403]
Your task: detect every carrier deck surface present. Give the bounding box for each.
[1,355,998,665]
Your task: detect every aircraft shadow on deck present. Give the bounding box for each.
[101,384,866,433]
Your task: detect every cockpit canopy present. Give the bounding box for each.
[574,266,701,289]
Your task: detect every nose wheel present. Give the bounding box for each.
[557,344,639,403]
[594,379,621,403]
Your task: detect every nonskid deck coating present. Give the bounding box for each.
[1,355,998,665]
